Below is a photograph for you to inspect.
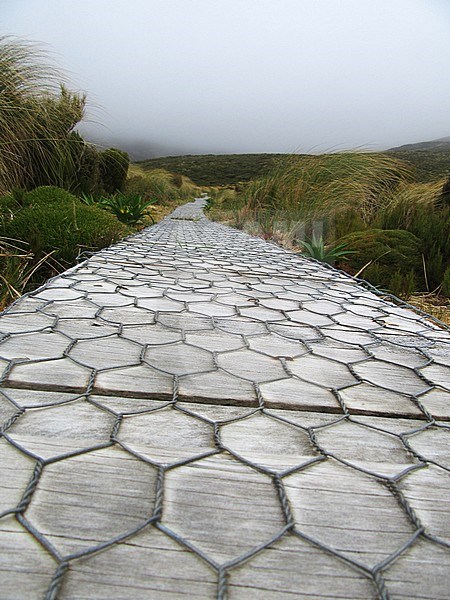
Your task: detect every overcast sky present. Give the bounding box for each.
[2,0,450,157]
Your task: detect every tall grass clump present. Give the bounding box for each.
[0,35,88,193]
[237,152,412,250]
[374,180,450,291]
[125,167,200,205]
[243,152,412,222]
[98,148,129,194]
[0,236,56,308]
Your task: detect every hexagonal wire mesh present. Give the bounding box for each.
[0,199,449,599]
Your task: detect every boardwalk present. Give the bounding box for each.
[0,198,449,599]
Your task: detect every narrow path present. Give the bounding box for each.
[0,199,449,599]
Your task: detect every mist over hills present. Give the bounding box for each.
[85,133,450,162]
[83,136,192,161]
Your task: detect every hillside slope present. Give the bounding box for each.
[388,136,450,152]
[385,137,450,182]
[136,146,449,186]
[136,153,285,185]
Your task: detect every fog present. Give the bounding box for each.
[2,0,450,158]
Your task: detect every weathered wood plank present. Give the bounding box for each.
[284,459,416,567]
[163,453,285,564]
[228,533,377,599]
[0,517,56,600]
[26,446,157,555]
[59,527,217,599]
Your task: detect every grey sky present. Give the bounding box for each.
[2,0,450,157]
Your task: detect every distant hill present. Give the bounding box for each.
[134,142,450,186]
[385,137,450,182]
[136,153,285,186]
[388,136,450,152]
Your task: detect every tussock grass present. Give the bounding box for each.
[125,165,201,205]
[243,152,413,222]
[0,35,86,193]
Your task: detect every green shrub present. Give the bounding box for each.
[339,229,424,292]
[332,208,367,241]
[387,269,417,299]
[2,186,129,268]
[374,182,449,289]
[22,185,79,207]
[0,193,21,227]
[74,138,101,195]
[98,148,130,194]
[375,184,448,249]
[424,246,445,292]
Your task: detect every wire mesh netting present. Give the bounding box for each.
[0,199,449,599]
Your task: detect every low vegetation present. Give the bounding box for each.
[387,137,450,182]
[385,149,450,182]
[0,186,129,307]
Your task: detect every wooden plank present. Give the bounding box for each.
[0,517,56,600]
[163,453,284,564]
[5,400,115,461]
[339,382,424,418]
[118,407,216,464]
[59,526,216,599]
[94,364,173,398]
[0,438,36,513]
[220,412,319,472]
[6,358,92,393]
[382,537,450,600]
[228,533,377,599]
[284,459,415,568]
[26,446,157,555]
[179,370,257,405]
[314,418,420,477]
[399,464,450,544]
